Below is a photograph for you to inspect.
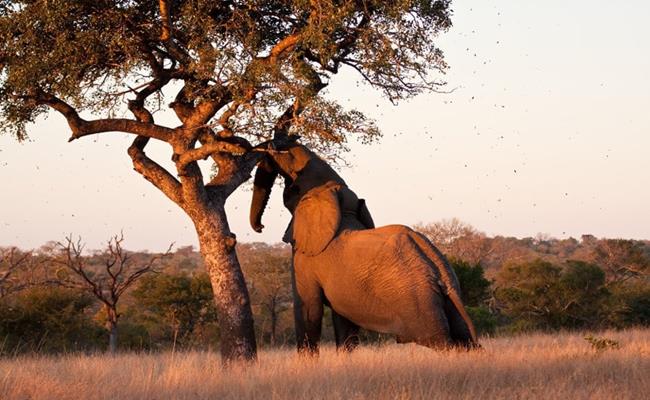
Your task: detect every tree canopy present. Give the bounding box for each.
[0,0,451,152]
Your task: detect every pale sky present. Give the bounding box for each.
[1,1,649,251]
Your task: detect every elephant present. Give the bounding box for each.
[249,139,478,353]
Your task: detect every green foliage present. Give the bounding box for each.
[449,258,491,307]
[466,305,497,336]
[131,272,218,349]
[603,282,650,327]
[495,259,609,331]
[448,259,496,336]
[0,287,103,354]
[239,243,294,345]
[1,236,648,353]
[620,285,650,326]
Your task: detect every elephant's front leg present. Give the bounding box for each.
[291,260,324,354]
[293,283,324,354]
[332,310,360,352]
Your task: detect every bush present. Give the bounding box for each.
[131,272,219,349]
[449,259,491,307]
[0,287,103,354]
[466,305,497,336]
[604,282,650,327]
[495,259,609,331]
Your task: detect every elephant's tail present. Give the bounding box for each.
[409,231,479,348]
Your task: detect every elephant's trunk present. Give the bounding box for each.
[250,158,278,233]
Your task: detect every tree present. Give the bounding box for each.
[0,0,452,361]
[0,286,103,354]
[416,219,499,267]
[448,258,491,307]
[605,281,650,327]
[590,239,649,286]
[132,272,218,350]
[448,258,495,336]
[0,247,31,297]
[239,243,292,346]
[494,259,609,331]
[52,234,169,353]
[557,260,608,327]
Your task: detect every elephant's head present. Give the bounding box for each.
[249,141,359,256]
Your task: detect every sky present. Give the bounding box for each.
[1,0,649,252]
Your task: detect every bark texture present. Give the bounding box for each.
[105,306,118,355]
[192,202,257,360]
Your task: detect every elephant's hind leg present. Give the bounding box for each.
[332,310,360,352]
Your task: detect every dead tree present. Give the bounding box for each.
[53,234,170,354]
[0,247,31,298]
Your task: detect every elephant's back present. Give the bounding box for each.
[316,225,443,334]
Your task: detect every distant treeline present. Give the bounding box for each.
[0,219,648,354]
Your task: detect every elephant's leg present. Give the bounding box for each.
[409,231,478,347]
[292,273,324,355]
[332,310,360,352]
[294,293,323,354]
[406,295,454,350]
[409,310,454,349]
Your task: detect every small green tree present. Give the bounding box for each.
[449,258,491,307]
[495,259,609,331]
[239,243,292,346]
[604,281,650,327]
[132,272,218,349]
[448,258,495,335]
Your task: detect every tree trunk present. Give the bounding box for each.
[105,305,118,354]
[270,298,277,346]
[193,206,257,362]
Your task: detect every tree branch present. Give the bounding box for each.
[127,139,183,205]
[121,80,184,205]
[273,57,326,138]
[32,91,174,142]
[175,141,249,171]
[158,0,191,65]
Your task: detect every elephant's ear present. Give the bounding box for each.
[293,187,341,256]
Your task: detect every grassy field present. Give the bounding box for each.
[0,329,648,400]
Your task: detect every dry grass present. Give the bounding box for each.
[1,329,648,400]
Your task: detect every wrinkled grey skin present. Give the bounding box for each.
[250,141,478,353]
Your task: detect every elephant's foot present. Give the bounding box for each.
[296,338,320,356]
[332,310,360,353]
[453,340,483,351]
[337,335,360,352]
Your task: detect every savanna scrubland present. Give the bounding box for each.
[1,219,649,354]
[1,329,648,400]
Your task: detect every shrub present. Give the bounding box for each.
[0,287,103,354]
[449,259,492,307]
